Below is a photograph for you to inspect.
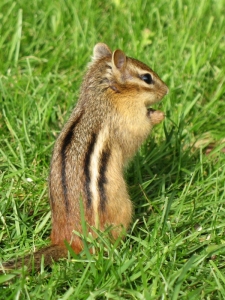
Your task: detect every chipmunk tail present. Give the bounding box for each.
[1,244,68,273]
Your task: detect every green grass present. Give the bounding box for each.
[1,0,225,298]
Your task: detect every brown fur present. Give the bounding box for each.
[2,43,168,272]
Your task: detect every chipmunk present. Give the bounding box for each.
[2,43,168,272]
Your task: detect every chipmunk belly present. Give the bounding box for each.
[93,142,133,235]
[103,147,133,232]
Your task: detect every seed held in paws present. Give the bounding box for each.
[148,108,165,125]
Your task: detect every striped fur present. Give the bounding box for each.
[60,113,83,212]
[88,126,110,226]
[84,133,97,208]
[98,146,111,212]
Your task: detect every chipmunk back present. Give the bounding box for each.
[2,43,168,272]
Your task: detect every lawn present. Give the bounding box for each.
[1,0,225,299]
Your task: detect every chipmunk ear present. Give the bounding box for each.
[93,43,112,60]
[112,49,126,71]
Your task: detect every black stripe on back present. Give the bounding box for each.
[84,133,97,208]
[98,147,111,211]
[61,113,83,213]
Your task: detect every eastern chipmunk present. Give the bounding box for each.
[2,43,168,272]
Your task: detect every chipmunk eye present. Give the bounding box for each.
[141,73,153,84]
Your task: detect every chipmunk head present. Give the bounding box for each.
[92,43,168,126]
